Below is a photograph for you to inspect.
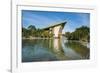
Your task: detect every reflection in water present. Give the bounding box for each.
[22,37,90,62]
[64,41,89,59]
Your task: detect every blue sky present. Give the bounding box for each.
[22,10,90,33]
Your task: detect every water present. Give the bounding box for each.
[22,38,90,62]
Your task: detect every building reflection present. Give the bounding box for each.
[48,37,89,60]
[48,38,70,60]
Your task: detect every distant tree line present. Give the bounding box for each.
[65,26,90,42]
[22,25,90,41]
[22,25,53,38]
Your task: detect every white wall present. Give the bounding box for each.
[53,26,61,38]
[0,0,99,73]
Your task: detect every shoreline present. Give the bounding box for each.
[22,37,90,48]
[22,37,53,40]
[22,37,89,42]
[22,37,90,43]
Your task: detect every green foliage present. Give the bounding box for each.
[65,26,90,42]
[22,27,30,38]
[22,24,89,41]
[28,25,36,31]
[22,25,53,38]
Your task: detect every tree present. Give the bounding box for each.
[22,27,30,38]
[28,25,36,31]
[27,25,36,37]
[65,32,71,39]
[65,26,90,42]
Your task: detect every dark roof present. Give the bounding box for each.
[42,21,67,30]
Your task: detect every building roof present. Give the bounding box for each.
[42,21,67,30]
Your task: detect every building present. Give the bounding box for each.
[42,21,67,38]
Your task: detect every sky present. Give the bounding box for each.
[22,10,90,33]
